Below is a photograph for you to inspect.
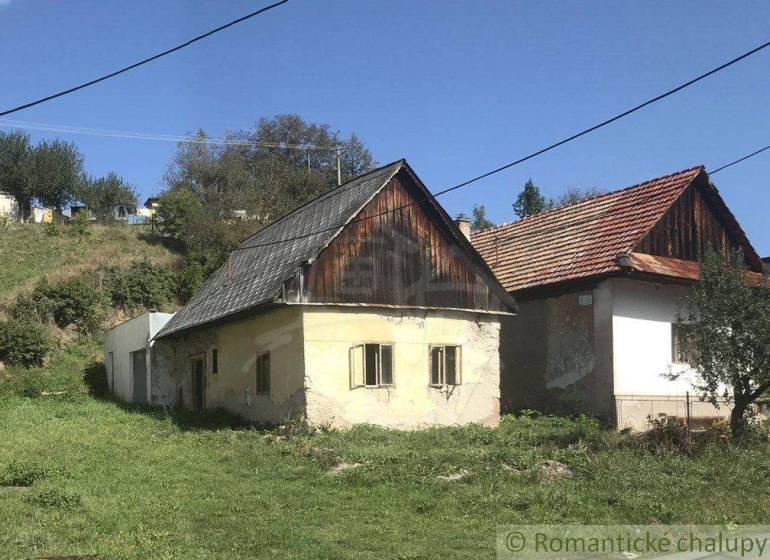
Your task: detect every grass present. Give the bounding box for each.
[1,340,770,559]
[0,222,179,308]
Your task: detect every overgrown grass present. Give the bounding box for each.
[1,343,770,559]
[0,222,179,308]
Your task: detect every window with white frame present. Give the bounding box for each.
[350,343,393,388]
[430,345,461,387]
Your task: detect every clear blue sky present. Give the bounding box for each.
[1,1,769,255]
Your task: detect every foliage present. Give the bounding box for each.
[42,220,60,237]
[0,461,48,487]
[29,139,84,220]
[25,488,82,509]
[70,209,92,238]
[673,248,770,439]
[471,204,495,231]
[512,179,546,218]
[547,186,604,209]
[77,172,138,224]
[175,259,205,303]
[45,275,109,333]
[12,278,54,322]
[103,259,177,311]
[159,114,376,269]
[0,130,33,221]
[0,320,52,367]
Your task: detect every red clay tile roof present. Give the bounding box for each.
[471,166,704,292]
[630,252,767,287]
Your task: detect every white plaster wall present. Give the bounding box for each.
[104,311,173,402]
[302,307,501,429]
[0,193,18,221]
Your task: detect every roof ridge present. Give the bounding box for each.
[237,159,405,247]
[472,165,704,239]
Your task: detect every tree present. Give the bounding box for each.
[471,204,495,232]
[78,172,138,224]
[161,114,376,271]
[548,186,604,209]
[673,248,770,439]
[0,130,33,222]
[512,179,545,219]
[155,188,203,241]
[30,139,84,222]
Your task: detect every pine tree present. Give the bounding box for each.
[512,179,545,219]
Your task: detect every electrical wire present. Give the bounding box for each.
[708,144,770,175]
[0,0,289,117]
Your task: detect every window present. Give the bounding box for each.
[211,348,218,374]
[350,344,393,388]
[671,324,692,364]
[430,345,461,387]
[256,351,270,394]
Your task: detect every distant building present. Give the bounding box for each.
[763,257,770,272]
[0,192,19,221]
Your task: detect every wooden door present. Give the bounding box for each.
[191,357,206,412]
[132,349,147,404]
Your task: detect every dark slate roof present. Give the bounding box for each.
[156,160,405,338]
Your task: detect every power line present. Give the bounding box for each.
[708,144,770,175]
[232,38,770,251]
[0,0,289,117]
[0,118,344,151]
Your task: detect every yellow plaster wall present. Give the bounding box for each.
[301,306,501,429]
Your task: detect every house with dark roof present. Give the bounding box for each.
[472,166,766,429]
[150,160,515,428]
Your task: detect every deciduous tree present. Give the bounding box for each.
[30,139,84,222]
[0,130,33,222]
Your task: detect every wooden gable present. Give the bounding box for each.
[634,175,763,272]
[296,169,511,313]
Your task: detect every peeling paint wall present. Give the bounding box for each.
[301,307,501,429]
[151,306,306,424]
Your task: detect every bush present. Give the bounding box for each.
[104,259,177,311]
[176,260,205,303]
[12,278,55,322]
[47,275,108,333]
[0,320,52,367]
[42,221,60,237]
[70,210,92,238]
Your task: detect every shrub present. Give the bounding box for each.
[42,220,60,237]
[70,210,92,238]
[12,278,55,322]
[47,275,108,333]
[176,260,205,303]
[0,320,52,367]
[643,413,692,454]
[104,259,177,311]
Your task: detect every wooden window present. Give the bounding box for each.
[350,343,393,388]
[430,345,461,387]
[256,351,270,394]
[211,348,218,374]
[671,324,692,364]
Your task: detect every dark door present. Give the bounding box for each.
[132,349,148,404]
[192,358,205,412]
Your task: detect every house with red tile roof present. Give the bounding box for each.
[472,166,766,429]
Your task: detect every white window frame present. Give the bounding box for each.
[350,343,394,389]
[429,345,462,388]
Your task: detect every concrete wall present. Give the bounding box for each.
[302,307,501,429]
[500,286,612,419]
[0,193,18,221]
[151,306,306,424]
[104,311,173,403]
[609,278,729,430]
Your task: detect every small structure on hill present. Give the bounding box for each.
[104,311,175,404]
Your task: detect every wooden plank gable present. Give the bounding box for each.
[301,170,511,313]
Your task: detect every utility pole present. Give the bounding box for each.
[336,147,342,187]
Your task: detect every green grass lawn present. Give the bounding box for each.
[2,340,770,559]
[0,223,179,306]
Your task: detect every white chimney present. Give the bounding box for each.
[455,214,471,240]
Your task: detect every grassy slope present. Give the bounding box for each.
[0,223,179,306]
[1,341,769,559]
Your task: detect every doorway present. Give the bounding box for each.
[191,356,206,412]
[131,349,148,404]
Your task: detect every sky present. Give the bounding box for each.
[1,0,769,255]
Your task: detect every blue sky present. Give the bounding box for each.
[1,0,769,255]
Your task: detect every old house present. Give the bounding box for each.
[0,192,19,221]
[472,166,766,429]
[151,160,515,428]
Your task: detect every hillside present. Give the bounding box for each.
[0,223,180,307]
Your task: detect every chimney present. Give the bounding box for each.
[455,214,471,240]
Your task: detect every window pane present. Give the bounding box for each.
[431,347,443,385]
[212,348,218,374]
[445,346,457,385]
[380,345,393,385]
[257,352,270,393]
[365,344,378,386]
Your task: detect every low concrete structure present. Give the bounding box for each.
[0,192,18,221]
[104,311,174,404]
[152,160,515,428]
